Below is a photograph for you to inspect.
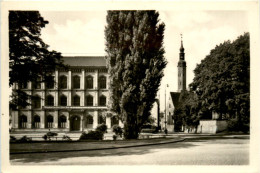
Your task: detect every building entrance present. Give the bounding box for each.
[70,115,80,131]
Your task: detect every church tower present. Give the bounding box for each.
[177,34,186,92]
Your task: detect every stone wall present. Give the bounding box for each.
[198,120,227,134]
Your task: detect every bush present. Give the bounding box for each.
[96,124,107,133]
[227,119,249,133]
[112,125,123,137]
[79,131,104,140]
[10,136,17,142]
[18,135,32,142]
[62,135,72,141]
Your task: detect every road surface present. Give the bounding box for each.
[10,135,249,165]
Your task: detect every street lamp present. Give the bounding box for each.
[165,84,168,132]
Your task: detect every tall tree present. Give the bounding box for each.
[105,11,167,139]
[189,33,250,130]
[9,11,65,109]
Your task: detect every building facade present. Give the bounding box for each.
[10,56,121,132]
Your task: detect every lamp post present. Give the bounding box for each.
[164,84,168,132]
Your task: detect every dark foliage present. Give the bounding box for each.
[95,124,108,133]
[9,11,65,109]
[105,10,166,139]
[79,131,104,141]
[174,33,250,132]
[112,125,123,137]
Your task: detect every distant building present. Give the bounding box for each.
[166,36,186,132]
[167,36,228,133]
[10,56,122,132]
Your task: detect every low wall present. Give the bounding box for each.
[198,120,227,134]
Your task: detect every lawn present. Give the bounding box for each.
[10,137,183,154]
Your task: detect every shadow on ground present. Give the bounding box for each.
[10,136,249,164]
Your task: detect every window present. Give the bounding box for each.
[98,114,106,124]
[85,115,93,128]
[73,95,80,106]
[73,75,80,89]
[46,95,54,106]
[99,76,106,89]
[33,115,40,128]
[99,95,106,106]
[59,76,67,89]
[19,115,27,129]
[86,95,93,106]
[59,115,67,128]
[111,116,119,127]
[60,95,67,106]
[32,77,41,89]
[32,95,41,109]
[85,76,93,89]
[18,82,27,89]
[46,76,55,89]
[46,115,53,128]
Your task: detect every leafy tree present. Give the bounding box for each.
[9,11,65,109]
[105,11,166,139]
[173,91,201,132]
[189,33,250,130]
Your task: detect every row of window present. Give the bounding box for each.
[18,115,118,129]
[32,95,107,108]
[19,76,107,90]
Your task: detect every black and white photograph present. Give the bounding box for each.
[1,1,259,173]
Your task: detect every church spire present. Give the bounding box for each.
[177,33,187,92]
[180,34,185,53]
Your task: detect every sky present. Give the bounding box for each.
[40,10,249,110]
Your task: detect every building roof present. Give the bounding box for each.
[62,56,106,67]
[170,92,181,107]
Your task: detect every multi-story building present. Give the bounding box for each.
[10,56,121,132]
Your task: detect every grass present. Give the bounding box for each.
[10,137,182,154]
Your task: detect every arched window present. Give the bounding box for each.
[111,116,119,127]
[19,115,27,129]
[60,95,67,106]
[73,95,80,106]
[73,75,80,89]
[98,113,106,125]
[59,115,67,128]
[86,95,93,106]
[33,115,40,128]
[45,95,54,106]
[99,76,106,89]
[59,75,67,89]
[99,95,106,106]
[46,115,53,128]
[85,115,93,129]
[32,77,41,89]
[32,95,41,109]
[85,76,93,89]
[46,76,55,89]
